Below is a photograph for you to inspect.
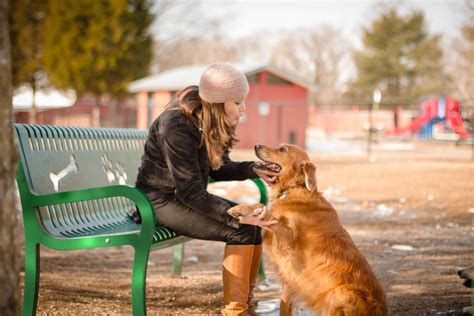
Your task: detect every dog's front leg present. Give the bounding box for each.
[280,285,292,316]
[273,216,296,251]
[227,203,264,218]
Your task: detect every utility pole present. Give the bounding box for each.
[258,101,270,144]
[368,89,381,161]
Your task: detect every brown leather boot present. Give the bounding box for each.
[247,244,262,315]
[222,245,254,316]
[280,286,293,316]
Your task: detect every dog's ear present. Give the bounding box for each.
[302,161,317,191]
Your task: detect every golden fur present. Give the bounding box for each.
[229,144,387,316]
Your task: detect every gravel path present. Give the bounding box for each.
[19,141,473,315]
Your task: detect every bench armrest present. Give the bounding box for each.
[28,185,157,239]
[208,177,268,205]
[250,178,268,205]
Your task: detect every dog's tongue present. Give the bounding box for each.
[255,161,282,172]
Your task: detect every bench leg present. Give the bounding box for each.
[257,257,266,280]
[22,243,40,316]
[131,245,151,316]
[172,244,185,276]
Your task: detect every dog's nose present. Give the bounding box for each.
[255,144,261,150]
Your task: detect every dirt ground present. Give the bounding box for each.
[19,140,473,315]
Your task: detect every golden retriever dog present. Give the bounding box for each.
[228,144,387,316]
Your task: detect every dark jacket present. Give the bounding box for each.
[135,108,257,228]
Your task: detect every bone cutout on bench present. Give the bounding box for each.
[49,154,79,192]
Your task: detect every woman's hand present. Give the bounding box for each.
[238,206,278,230]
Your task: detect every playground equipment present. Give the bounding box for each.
[386,97,469,139]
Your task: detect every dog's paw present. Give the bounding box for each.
[227,203,264,218]
[227,206,244,218]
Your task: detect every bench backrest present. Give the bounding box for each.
[14,124,150,238]
[15,124,147,195]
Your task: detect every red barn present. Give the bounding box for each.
[129,64,310,149]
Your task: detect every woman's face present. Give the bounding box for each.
[224,98,246,126]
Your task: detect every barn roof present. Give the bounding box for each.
[13,86,76,111]
[128,63,310,93]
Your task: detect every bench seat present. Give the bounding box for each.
[14,123,266,315]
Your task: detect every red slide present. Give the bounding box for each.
[385,100,434,135]
[407,114,430,133]
[445,98,469,139]
[385,97,470,139]
[446,111,469,138]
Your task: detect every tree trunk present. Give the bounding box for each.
[111,99,120,127]
[0,0,21,315]
[92,95,101,127]
[29,80,37,124]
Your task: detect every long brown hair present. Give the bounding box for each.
[166,85,238,170]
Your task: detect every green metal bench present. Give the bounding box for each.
[14,124,268,316]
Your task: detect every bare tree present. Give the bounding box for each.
[152,33,241,72]
[270,25,349,106]
[445,2,474,122]
[232,31,280,66]
[150,0,239,72]
[0,0,21,314]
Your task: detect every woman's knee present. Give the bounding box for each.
[254,227,262,245]
[227,224,259,245]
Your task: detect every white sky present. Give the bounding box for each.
[231,1,466,39]
[155,0,469,46]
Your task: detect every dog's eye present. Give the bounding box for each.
[279,147,287,152]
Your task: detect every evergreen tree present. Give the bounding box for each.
[43,0,154,126]
[348,8,449,105]
[9,0,49,123]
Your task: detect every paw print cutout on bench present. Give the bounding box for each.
[101,153,128,185]
[114,162,128,185]
[101,153,116,183]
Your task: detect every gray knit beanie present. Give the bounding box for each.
[198,63,249,104]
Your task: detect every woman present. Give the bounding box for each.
[135,63,279,315]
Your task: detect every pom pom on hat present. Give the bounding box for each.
[199,63,249,104]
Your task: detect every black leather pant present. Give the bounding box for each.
[148,195,262,246]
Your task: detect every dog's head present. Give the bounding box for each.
[255,143,317,192]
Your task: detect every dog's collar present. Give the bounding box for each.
[273,185,301,201]
[279,190,288,200]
